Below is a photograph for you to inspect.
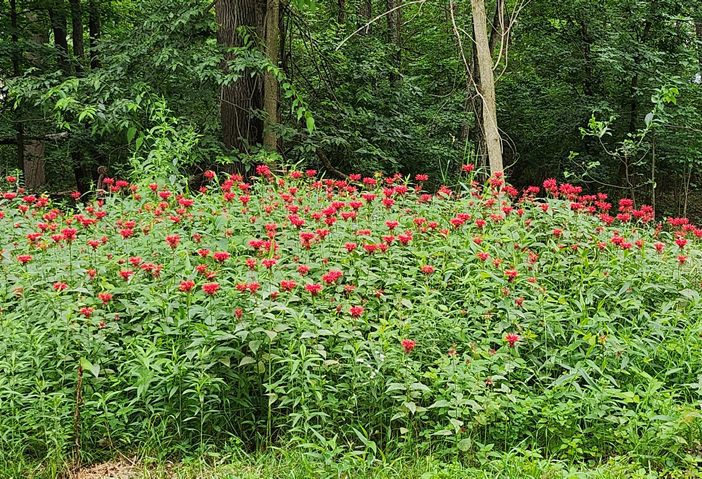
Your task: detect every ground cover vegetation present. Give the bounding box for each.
[1,168,702,477]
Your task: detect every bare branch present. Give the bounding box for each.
[335,0,427,50]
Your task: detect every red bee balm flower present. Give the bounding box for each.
[262,258,277,269]
[349,305,364,317]
[179,280,196,292]
[504,269,519,282]
[322,269,343,284]
[98,292,113,304]
[505,333,520,347]
[305,283,322,295]
[53,282,68,292]
[119,270,134,281]
[401,339,416,354]
[17,255,32,264]
[213,251,231,262]
[166,234,181,248]
[202,282,220,295]
[62,228,77,242]
[420,265,435,275]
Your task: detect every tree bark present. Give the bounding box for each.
[48,3,71,74]
[216,0,265,161]
[463,0,502,166]
[24,141,46,190]
[695,18,702,70]
[387,0,402,84]
[359,0,371,34]
[471,0,503,174]
[579,20,596,97]
[70,0,84,73]
[10,0,25,175]
[263,0,280,152]
[338,0,345,24]
[488,0,504,62]
[88,0,101,69]
[619,8,653,190]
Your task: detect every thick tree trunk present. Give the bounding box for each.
[49,3,71,74]
[70,0,84,73]
[387,0,401,84]
[88,0,101,69]
[24,141,46,190]
[216,0,265,161]
[263,0,280,152]
[471,0,503,174]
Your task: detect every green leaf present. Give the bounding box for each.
[135,134,145,151]
[239,356,256,366]
[248,340,262,354]
[80,357,100,378]
[428,399,451,409]
[457,438,472,451]
[305,113,315,133]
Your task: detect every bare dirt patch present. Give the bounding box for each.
[67,459,140,479]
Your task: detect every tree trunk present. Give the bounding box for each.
[88,0,101,69]
[463,0,502,166]
[338,0,345,24]
[10,0,25,175]
[579,20,596,97]
[619,9,653,189]
[48,3,71,74]
[488,0,504,61]
[263,0,280,152]
[471,0,503,174]
[695,18,702,70]
[70,0,84,73]
[216,0,265,162]
[387,0,401,84]
[359,0,371,34]
[24,141,46,191]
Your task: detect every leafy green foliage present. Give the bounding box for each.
[1,170,702,476]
